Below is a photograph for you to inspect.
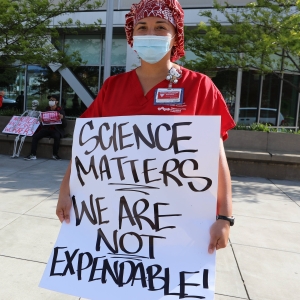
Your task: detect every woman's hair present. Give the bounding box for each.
[125,0,185,62]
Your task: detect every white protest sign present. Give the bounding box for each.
[40,116,221,300]
[2,116,40,136]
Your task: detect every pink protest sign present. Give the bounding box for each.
[2,116,40,136]
[41,111,62,125]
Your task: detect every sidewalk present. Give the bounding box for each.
[0,154,299,300]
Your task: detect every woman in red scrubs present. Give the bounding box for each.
[56,0,235,254]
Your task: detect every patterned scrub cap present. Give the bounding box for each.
[125,0,185,62]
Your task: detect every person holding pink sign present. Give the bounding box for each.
[24,95,67,161]
[56,0,235,254]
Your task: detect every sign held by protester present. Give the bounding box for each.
[40,116,220,300]
[2,116,40,136]
[41,111,62,125]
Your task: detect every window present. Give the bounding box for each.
[65,35,102,65]
[102,36,127,66]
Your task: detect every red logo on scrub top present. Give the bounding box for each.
[157,91,180,100]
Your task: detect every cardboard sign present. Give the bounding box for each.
[41,111,62,125]
[40,116,221,300]
[2,116,40,136]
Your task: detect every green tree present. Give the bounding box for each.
[0,0,103,67]
[184,0,300,91]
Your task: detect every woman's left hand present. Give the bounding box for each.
[208,219,230,254]
[208,138,232,254]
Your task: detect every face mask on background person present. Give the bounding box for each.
[132,35,174,64]
[49,100,56,107]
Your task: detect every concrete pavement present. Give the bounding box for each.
[0,154,299,300]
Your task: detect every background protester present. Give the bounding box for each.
[24,94,67,161]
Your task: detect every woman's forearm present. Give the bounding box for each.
[217,138,232,217]
[208,138,232,253]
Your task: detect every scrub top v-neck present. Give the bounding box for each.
[80,67,235,140]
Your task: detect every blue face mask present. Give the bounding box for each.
[132,35,173,64]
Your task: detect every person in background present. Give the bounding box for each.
[16,91,24,113]
[24,95,67,161]
[56,0,235,254]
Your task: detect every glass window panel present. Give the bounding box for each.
[240,71,262,108]
[102,36,127,66]
[259,73,281,125]
[260,74,281,109]
[99,66,126,86]
[211,70,237,117]
[65,35,101,65]
[260,109,276,118]
[62,78,86,116]
[242,109,257,118]
[62,66,100,116]
[0,66,26,112]
[238,71,262,124]
[26,65,60,112]
[239,109,247,118]
[244,108,257,118]
[280,74,300,126]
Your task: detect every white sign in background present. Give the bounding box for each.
[40,116,221,300]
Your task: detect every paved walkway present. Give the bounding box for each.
[0,154,299,300]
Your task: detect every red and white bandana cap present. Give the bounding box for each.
[125,0,185,62]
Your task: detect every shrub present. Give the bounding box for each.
[0,109,20,116]
[234,123,300,134]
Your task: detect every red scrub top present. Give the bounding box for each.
[81,67,235,140]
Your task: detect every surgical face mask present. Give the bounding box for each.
[49,100,56,107]
[132,35,174,64]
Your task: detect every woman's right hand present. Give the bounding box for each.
[56,161,72,223]
[56,193,72,223]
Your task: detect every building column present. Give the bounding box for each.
[103,0,114,81]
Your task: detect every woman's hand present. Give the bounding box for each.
[56,193,72,223]
[208,138,233,253]
[208,220,230,254]
[56,161,72,223]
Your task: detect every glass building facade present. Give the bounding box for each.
[1,36,299,130]
[0,0,299,129]
[238,71,300,128]
[0,34,127,116]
